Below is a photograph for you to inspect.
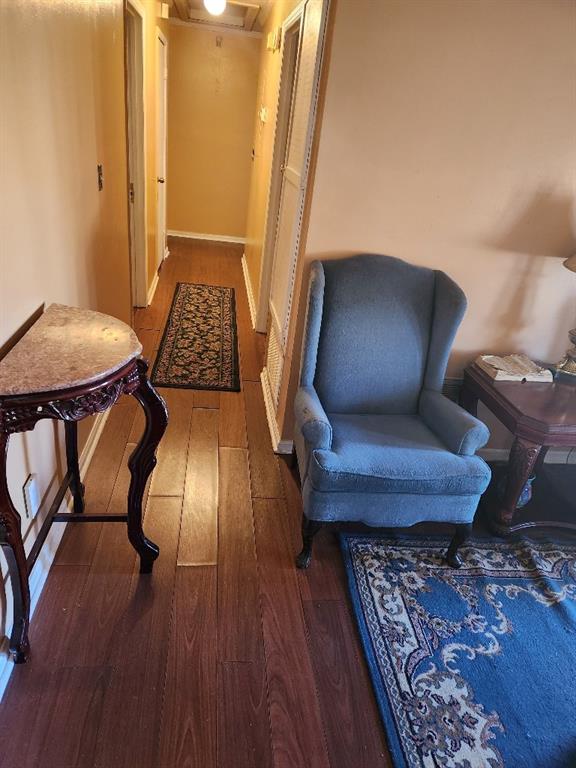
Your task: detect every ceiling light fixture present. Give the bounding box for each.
[204,0,227,15]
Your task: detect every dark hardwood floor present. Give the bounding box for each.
[0,238,390,768]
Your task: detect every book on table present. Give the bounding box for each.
[475,354,553,382]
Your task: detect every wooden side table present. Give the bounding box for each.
[0,304,168,663]
[460,363,576,535]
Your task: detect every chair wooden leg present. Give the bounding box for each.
[446,523,472,569]
[296,515,323,569]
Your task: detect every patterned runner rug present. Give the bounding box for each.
[341,534,576,767]
[152,282,240,391]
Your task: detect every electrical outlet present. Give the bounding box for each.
[23,474,40,518]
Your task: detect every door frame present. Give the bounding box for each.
[125,0,148,308]
[155,29,169,275]
[254,0,330,333]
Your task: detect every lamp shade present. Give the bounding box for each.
[564,254,576,273]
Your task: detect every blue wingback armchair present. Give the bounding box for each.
[293,254,491,569]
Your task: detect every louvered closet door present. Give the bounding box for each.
[267,0,325,407]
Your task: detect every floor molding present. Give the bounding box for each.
[250,419,573,465]
[260,369,293,455]
[479,447,573,464]
[478,448,510,463]
[167,229,246,245]
[241,253,257,330]
[253,430,573,464]
[147,270,160,307]
[0,409,110,700]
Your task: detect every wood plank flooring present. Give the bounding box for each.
[0,238,390,768]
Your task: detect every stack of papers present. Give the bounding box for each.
[475,354,553,382]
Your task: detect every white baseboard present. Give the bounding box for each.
[167,229,246,245]
[0,409,110,700]
[260,369,293,455]
[241,253,257,330]
[147,270,160,306]
[260,442,573,464]
[145,247,169,308]
[252,411,573,464]
[478,448,510,463]
[479,447,573,464]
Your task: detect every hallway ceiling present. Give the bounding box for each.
[171,0,271,32]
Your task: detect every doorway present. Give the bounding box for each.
[124,0,147,308]
[143,0,327,450]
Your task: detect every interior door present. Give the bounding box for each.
[125,4,147,308]
[268,23,301,349]
[156,33,168,272]
[266,0,326,407]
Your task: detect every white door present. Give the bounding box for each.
[264,0,328,410]
[156,32,168,272]
[125,3,147,307]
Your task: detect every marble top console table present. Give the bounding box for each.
[0,304,168,663]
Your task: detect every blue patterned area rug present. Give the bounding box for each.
[340,534,576,768]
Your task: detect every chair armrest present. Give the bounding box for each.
[420,389,489,456]
[294,386,333,451]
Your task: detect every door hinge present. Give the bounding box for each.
[129,182,135,203]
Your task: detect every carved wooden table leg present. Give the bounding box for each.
[127,359,168,573]
[65,420,85,514]
[0,431,30,663]
[492,437,542,535]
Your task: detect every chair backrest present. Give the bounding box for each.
[301,254,466,415]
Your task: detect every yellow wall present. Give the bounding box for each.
[0,0,131,639]
[244,0,300,300]
[142,2,170,287]
[167,24,260,238]
[276,0,576,440]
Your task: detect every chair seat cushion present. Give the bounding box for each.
[310,414,491,496]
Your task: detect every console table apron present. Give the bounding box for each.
[460,363,576,535]
[0,304,168,663]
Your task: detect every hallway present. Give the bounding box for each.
[0,239,389,768]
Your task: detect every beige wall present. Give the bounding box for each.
[167,24,260,238]
[0,0,131,639]
[276,0,576,442]
[244,0,300,300]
